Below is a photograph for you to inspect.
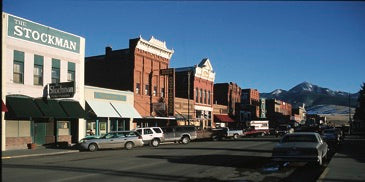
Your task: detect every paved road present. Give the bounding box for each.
[2,137,332,182]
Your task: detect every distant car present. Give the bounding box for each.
[322,128,342,145]
[135,127,164,147]
[272,132,328,166]
[78,131,144,152]
[275,125,294,137]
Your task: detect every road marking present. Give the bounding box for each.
[318,167,330,181]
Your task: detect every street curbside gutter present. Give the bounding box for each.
[2,150,79,159]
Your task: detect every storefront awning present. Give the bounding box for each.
[59,100,85,118]
[2,100,8,112]
[110,102,142,119]
[5,96,43,119]
[86,100,120,118]
[214,114,234,123]
[34,98,68,119]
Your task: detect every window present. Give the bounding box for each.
[34,55,43,85]
[195,88,199,102]
[145,84,150,95]
[153,86,157,96]
[161,88,165,97]
[13,50,24,84]
[208,91,211,104]
[200,89,203,103]
[144,129,153,134]
[204,90,207,104]
[136,83,140,94]
[67,62,75,81]
[52,59,60,83]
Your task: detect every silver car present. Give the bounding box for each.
[272,132,328,166]
[79,131,144,152]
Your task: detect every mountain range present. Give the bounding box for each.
[260,82,359,114]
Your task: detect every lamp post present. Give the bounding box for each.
[187,71,191,125]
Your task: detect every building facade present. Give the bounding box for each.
[84,86,141,136]
[85,36,174,127]
[2,13,86,150]
[266,99,292,128]
[175,59,215,129]
[214,82,242,118]
[240,89,260,121]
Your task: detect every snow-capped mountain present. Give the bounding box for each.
[261,82,359,114]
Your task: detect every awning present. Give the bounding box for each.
[110,102,142,119]
[86,100,120,118]
[214,114,234,123]
[34,98,68,119]
[59,100,85,118]
[2,100,8,112]
[5,96,43,119]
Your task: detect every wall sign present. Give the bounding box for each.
[48,81,75,98]
[7,14,80,53]
[160,68,175,116]
[94,92,126,101]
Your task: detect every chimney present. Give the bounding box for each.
[105,46,112,55]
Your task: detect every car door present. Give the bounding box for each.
[142,128,154,141]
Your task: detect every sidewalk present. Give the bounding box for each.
[318,131,365,182]
[2,144,79,159]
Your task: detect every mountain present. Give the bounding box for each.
[261,82,359,114]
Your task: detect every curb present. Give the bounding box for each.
[1,150,79,159]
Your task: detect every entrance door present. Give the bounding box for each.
[34,122,46,145]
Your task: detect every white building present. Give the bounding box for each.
[1,13,86,150]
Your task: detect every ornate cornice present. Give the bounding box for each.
[136,36,174,60]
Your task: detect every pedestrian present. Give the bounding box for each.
[89,129,94,135]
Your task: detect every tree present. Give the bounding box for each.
[354,83,365,121]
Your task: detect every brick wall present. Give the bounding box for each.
[6,137,32,150]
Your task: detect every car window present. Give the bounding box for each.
[152,128,162,133]
[144,129,153,134]
[136,129,142,135]
[282,135,318,143]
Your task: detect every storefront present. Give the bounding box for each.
[214,114,235,128]
[2,13,85,150]
[84,86,141,137]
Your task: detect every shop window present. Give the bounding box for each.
[6,120,31,137]
[136,83,140,94]
[52,59,60,83]
[58,121,70,135]
[67,62,75,82]
[13,50,24,84]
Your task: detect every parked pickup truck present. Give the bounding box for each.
[161,126,197,144]
[242,120,270,137]
[212,127,243,140]
[242,127,270,137]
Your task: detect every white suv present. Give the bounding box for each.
[135,127,164,147]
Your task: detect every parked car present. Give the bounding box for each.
[211,127,243,140]
[322,128,342,145]
[161,126,197,144]
[272,132,328,166]
[78,131,144,152]
[275,125,294,137]
[242,127,270,137]
[135,127,164,147]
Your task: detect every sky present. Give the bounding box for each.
[3,0,365,94]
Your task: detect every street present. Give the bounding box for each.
[2,136,334,182]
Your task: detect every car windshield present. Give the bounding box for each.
[323,130,335,134]
[281,135,318,143]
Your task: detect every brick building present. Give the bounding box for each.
[266,99,292,127]
[175,59,215,129]
[240,89,260,121]
[85,36,174,127]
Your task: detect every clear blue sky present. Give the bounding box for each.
[3,0,365,93]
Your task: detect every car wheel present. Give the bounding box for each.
[150,139,160,147]
[181,136,190,144]
[233,134,239,140]
[125,142,134,150]
[88,143,98,152]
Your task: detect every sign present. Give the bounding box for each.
[160,68,175,116]
[7,14,80,53]
[48,81,75,98]
[94,92,126,101]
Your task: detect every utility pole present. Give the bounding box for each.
[187,71,191,126]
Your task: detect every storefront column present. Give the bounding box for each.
[95,119,99,136]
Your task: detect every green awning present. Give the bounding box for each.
[34,98,68,119]
[59,100,85,118]
[5,96,43,119]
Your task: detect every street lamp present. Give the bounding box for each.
[187,71,191,125]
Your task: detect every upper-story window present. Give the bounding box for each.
[145,84,150,95]
[34,55,43,85]
[136,83,140,94]
[161,88,165,97]
[200,88,203,103]
[67,62,75,82]
[52,58,60,83]
[204,90,207,104]
[13,50,24,84]
[153,86,157,96]
[208,91,211,105]
[195,88,199,102]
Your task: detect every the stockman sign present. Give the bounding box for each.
[7,14,80,53]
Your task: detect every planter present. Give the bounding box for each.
[27,143,36,149]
